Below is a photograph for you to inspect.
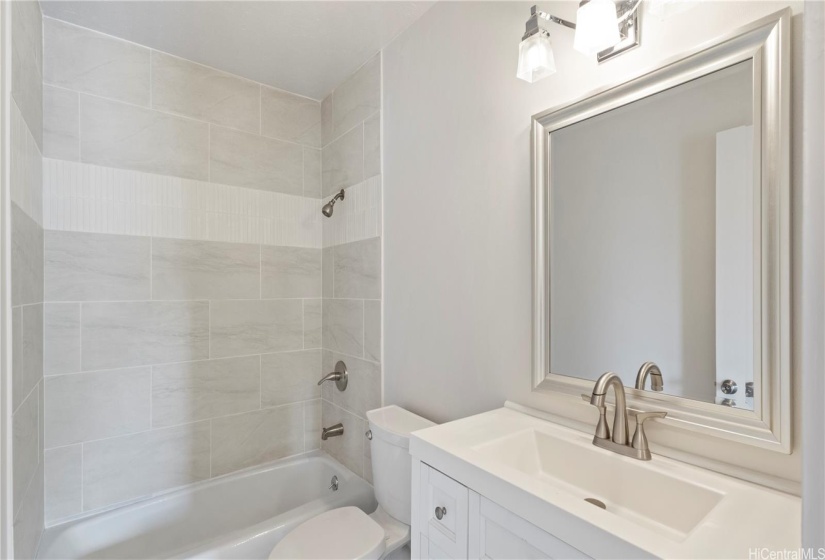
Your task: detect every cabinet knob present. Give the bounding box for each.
[435,506,447,520]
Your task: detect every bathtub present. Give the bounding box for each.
[37,451,377,559]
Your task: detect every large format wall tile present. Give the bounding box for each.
[210,126,303,195]
[11,203,43,307]
[261,350,321,407]
[323,351,380,419]
[304,400,321,451]
[330,53,380,141]
[82,301,209,370]
[210,299,303,358]
[322,299,364,357]
[44,303,81,376]
[81,95,209,180]
[364,112,381,178]
[364,300,381,362]
[152,52,259,134]
[304,299,322,349]
[11,0,43,149]
[13,304,43,412]
[13,464,43,560]
[45,445,82,524]
[320,400,364,477]
[333,237,381,299]
[12,389,39,517]
[44,18,150,106]
[210,404,303,476]
[45,230,151,301]
[83,422,210,511]
[322,125,363,197]
[261,246,321,298]
[152,238,260,300]
[303,148,322,199]
[43,85,79,161]
[260,87,321,147]
[45,367,151,448]
[152,356,260,427]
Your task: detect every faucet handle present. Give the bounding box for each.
[317,361,348,391]
[631,411,667,459]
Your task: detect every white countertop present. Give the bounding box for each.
[410,406,801,559]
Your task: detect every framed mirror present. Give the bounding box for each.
[531,10,790,452]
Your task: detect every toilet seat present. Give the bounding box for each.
[268,507,386,560]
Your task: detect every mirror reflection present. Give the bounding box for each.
[549,60,756,410]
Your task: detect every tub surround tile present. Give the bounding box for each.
[304,400,321,451]
[81,95,210,180]
[303,299,322,349]
[320,400,364,477]
[45,445,82,524]
[45,230,151,302]
[151,51,260,134]
[14,304,43,411]
[331,54,380,141]
[210,299,303,358]
[210,404,304,476]
[364,112,381,179]
[43,85,80,160]
[12,308,22,400]
[81,301,209,370]
[324,351,380,419]
[11,0,43,150]
[260,87,321,147]
[44,303,81,376]
[320,94,333,147]
[333,237,381,299]
[12,389,39,517]
[261,246,321,298]
[11,203,44,307]
[209,126,303,195]
[322,247,334,298]
[151,238,260,300]
[261,350,321,407]
[364,300,381,362]
[303,148,322,199]
[322,299,364,357]
[83,421,210,511]
[13,464,44,560]
[152,356,261,428]
[45,367,151,448]
[322,125,363,197]
[44,18,150,106]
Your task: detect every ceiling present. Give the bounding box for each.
[40,1,434,100]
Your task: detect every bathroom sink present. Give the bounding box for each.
[471,429,723,541]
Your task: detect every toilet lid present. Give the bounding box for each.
[269,507,386,560]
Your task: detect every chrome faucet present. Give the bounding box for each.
[635,361,664,392]
[321,423,344,440]
[586,371,666,461]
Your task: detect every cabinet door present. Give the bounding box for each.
[420,534,456,560]
[468,492,590,560]
[420,464,469,559]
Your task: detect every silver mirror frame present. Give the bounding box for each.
[531,9,791,453]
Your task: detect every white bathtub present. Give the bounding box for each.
[37,451,377,559]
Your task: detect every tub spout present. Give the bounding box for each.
[321,423,344,440]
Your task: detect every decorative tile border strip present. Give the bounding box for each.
[43,159,325,247]
[322,175,382,248]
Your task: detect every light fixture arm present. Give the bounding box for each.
[536,10,577,30]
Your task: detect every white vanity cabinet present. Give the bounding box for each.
[414,462,590,560]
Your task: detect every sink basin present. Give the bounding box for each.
[471,429,723,541]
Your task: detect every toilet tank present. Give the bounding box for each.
[366,406,435,525]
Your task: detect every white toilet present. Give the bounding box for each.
[269,405,435,560]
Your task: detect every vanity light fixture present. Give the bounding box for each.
[517,0,642,83]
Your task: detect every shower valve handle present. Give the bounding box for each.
[316,361,348,391]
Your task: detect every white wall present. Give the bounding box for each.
[383,1,805,488]
[549,62,752,404]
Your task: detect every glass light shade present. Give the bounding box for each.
[517,33,556,83]
[573,0,620,56]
